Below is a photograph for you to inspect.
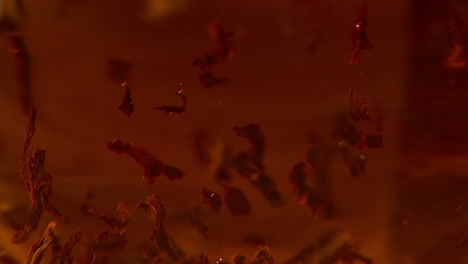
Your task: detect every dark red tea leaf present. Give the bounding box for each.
[304,143,322,168]
[349,0,372,64]
[0,16,18,33]
[118,81,134,118]
[348,88,371,122]
[365,134,383,148]
[230,124,282,206]
[162,164,185,180]
[7,35,33,114]
[231,153,283,207]
[251,174,282,207]
[461,236,467,246]
[82,201,129,259]
[21,107,36,157]
[81,202,130,230]
[201,188,223,213]
[231,255,246,264]
[242,234,265,247]
[208,21,236,63]
[44,204,68,224]
[24,221,58,264]
[198,71,230,88]
[154,90,187,114]
[313,201,334,222]
[87,231,126,251]
[136,194,166,227]
[26,222,80,264]
[137,194,184,261]
[349,153,368,177]
[289,162,309,200]
[50,229,82,264]
[192,53,219,72]
[223,186,251,217]
[289,161,334,220]
[192,21,234,88]
[107,139,164,184]
[343,125,365,148]
[152,228,184,261]
[214,165,233,182]
[232,123,264,167]
[13,149,67,244]
[252,246,274,264]
[304,188,326,214]
[444,15,466,69]
[193,129,215,165]
[20,107,36,179]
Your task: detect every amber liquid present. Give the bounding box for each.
[0,1,466,263]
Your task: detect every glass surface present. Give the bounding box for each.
[0,0,466,263]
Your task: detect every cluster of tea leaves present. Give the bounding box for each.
[1,1,382,263]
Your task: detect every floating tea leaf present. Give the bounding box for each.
[242,234,265,247]
[349,0,372,64]
[365,134,383,148]
[208,21,236,62]
[193,21,235,88]
[289,162,309,200]
[154,90,187,114]
[349,153,368,177]
[289,161,334,220]
[24,221,58,264]
[198,71,230,88]
[232,124,265,167]
[252,246,274,264]
[231,255,246,264]
[162,164,185,180]
[20,107,36,179]
[118,81,134,118]
[201,188,223,213]
[348,88,371,122]
[13,149,66,244]
[137,194,184,261]
[107,139,164,184]
[192,53,218,72]
[231,124,283,206]
[343,125,364,148]
[193,129,215,165]
[81,202,130,230]
[223,186,251,217]
[82,201,129,260]
[7,35,32,114]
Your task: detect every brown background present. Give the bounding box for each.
[0,0,466,263]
